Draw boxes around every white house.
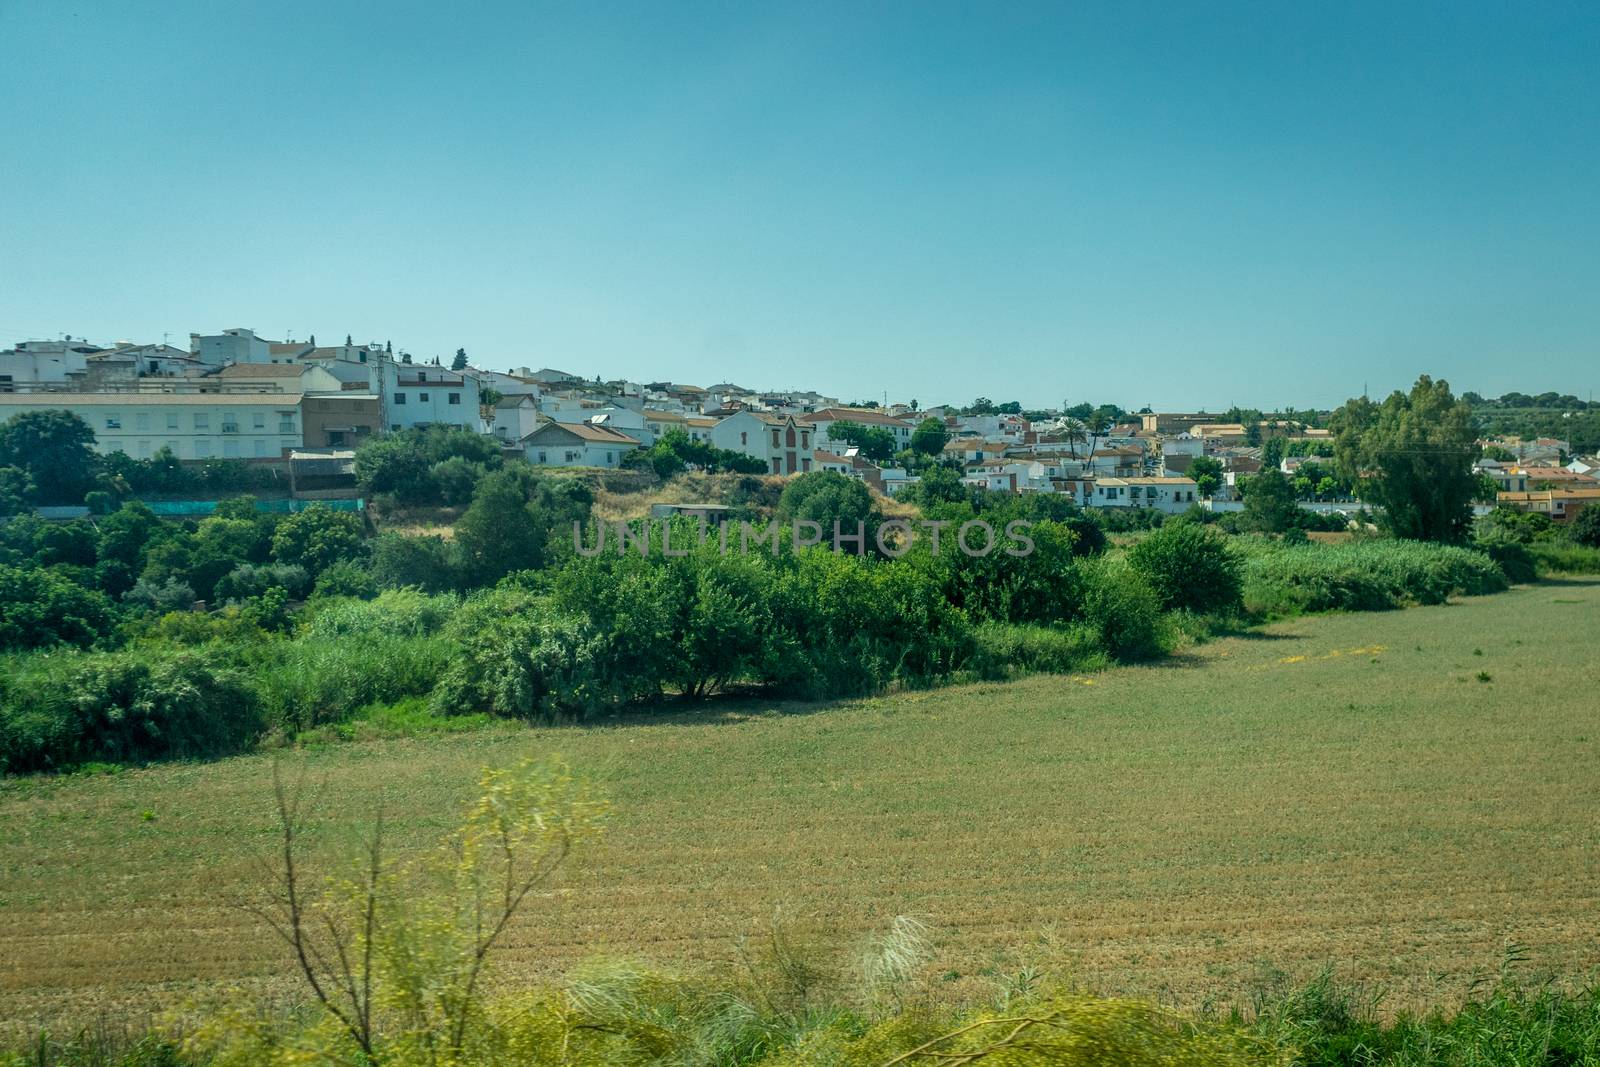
[0,393,302,460]
[521,420,639,467]
[489,395,542,443]
[1085,476,1200,513]
[0,338,102,387]
[710,410,816,475]
[190,327,272,367]
[806,407,915,453]
[382,362,481,431]
[209,362,344,394]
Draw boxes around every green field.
[4,579,1599,1031]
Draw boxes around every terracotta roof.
[808,407,911,428]
[529,421,639,444]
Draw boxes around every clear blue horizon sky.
[2,1,1596,410]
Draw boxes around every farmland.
[3,578,1599,1033]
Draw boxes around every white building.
[1085,476,1200,513]
[190,327,272,366]
[210,363,344,394]
[488,395,542,443]
[521,420,639,467]
[0,393,302,460]
[0,339,103,387]
[382,362,481,431]
[806,407,915,453]
[710,410,816,475]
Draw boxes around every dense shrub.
[1241,540,1508,615]
[431,589,613,719]
[1528,541,1600,575]
[270,504,366,577]
[1075,557,1166,661]
[213,562,312,603]
[1475,537,1537,583]
[302,589,459,639]
[0,648,263,772]
[1127,520,1243,614]
[0,564,116,651]
[370,531,460,592]
[251,634,452,733]
[970,621,1108,679]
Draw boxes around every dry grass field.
[3,579,1598,1031]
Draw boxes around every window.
[193,412,209,430]
[801,431,810,447]
[418,372,427,382]
[607,452,615,464]
[278,414,295,433]
[770,428,780,447]
[418,392,429,403]
[194,439,211,458]
[770,458,781,474]
[253,412,265,430]
[786,426,795,447]
[135,413,150,431]
[105,414,122,429]
[138,440,152,457]
[254,439,267,457]
[448,392,460,405]
[222,415,239,433]
[538,451,548,463]
[224,439,240,458]
[166,413,179,431]
[393,393,406,405]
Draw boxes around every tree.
[827,420,896,464]
[1330,375,1478,542]
[451,347,468,371]
[1261,436,1287,469]
[1241,468,1299,533]
[1127,520,1242,614]
[1189,456,1223,498]
[777,470,879,546]
[454,467,592,585]
[1569,504,1600,548]
[910,417,949,456]
[0,410,98,505]
[0,563,115,650]
[0,466,34,515]
[271,504,366,577]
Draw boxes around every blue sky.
[2,1,1595,410]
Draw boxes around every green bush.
[1241,540,1508,615]
[1475,537,1537,583]
[1075,557,1166,661]
[0,564,116,651]
[430,589,612,719]
[971,622,1108,679]
[1528,541,1600,575]
[250,633,452,733]
[302,588,459,639]
[1127,519,1243,614]
[0,648,264,773]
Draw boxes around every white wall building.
[382,362,481,431]
[521,421,639,467]
[0,394,302,460]
[710,410,816,474]
[0,339,102,387]
[1085,476,1200,513]
[190,327,272,367]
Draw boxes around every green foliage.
[311,559,378,600]
[0,647,263,773]
[355,426,505,505]
[0,564,116,650]
[1330,375,1478,542]
[454,467,593,585]
[1189,455,1223,498]
[825,420,897,463]
[1568,504,1600,548]
[1527,541,1600,575]
[301,589,459,639]
[1075,557,1166,661]
[1241,469,1300,534]
[0,409,98,504]
[1240,540,1508,615]
[370,531,459,592]
[1128,520,1243,614]
[970,621,1109,679]
[909,416,949,456]
[629,428,768,477]
[777,471,879,543]
[251,634,452,734]
[270,504,366,577]
[214,562,312,602]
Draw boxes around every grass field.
[3,579,1599,1032]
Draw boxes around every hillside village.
[3,328,1598,524]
